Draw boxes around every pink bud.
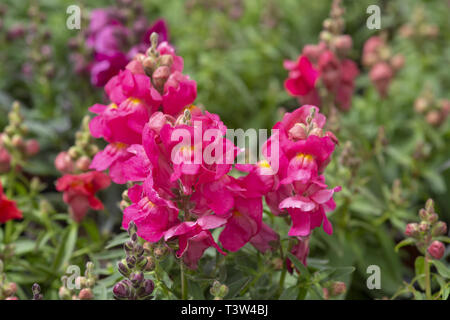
[54,151,74,174]
[76,156,91,172]
[79,288,94,300]
[5,296,18,300]
[405,223,419,237]
[25,139,40,156]
[427,241,445,260]
[426,110,442,127]
[390,54,405,72]
[370,62,393,97]
[334,35,353,55]
[331,281,346,296]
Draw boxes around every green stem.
[180,261,188,300]
[424,255,432,300]
[276,243,287,299]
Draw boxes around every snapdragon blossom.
[88,33,340,269]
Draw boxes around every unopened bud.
[25,139,40,156]
[58,286,71,300]
[152,66,171,91]
[427,241,445,260]
[405,223,419,237]
[331,282,346,296]
[79,288,94,300]
[76,156,91,172]
[143,56,157,76]
[159,54,173,68]
[432,221,447,237]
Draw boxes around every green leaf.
[226,277,251,299]
[279,286,298,300]
[52,223,78,272]
[327,266,356,280]
[105,232,129,249]
[394,238,416,252]
[287,252,310,277]
[431,260,450,279]
[415,256,425,290]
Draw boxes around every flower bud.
[55,151,74,174]
[426,110,442,126]
[118,260,130,277]
[334,35,352,55]
[159,54,174,68]
[76,156,91,172]
[432,221,447,237]
[58,286,71,300]
[144,256,155,271]
[414,97,428,113]
[419,221,429,233]
[427,241,445,260]
[425,199,435,212]
[4,282,17,296]
[78,288,94,300]
[25,139,40,156]
[331,281,346,296]
[390,54,404,72]
[405,223,419,237]
[152,66,171,91]
[113,281,130,299]
[143,56,158,76]
[11,134,24,149]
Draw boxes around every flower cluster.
[362,35,404,98]
[0,102,40,174]
[414,90,450,127]
[0,260,18,300]
[260,105,340,268]
[70,0,169,87]
[404,199,447,260]
[113,222,155,300]
[398,6,439,41]
[4,3,55,79]
[59,262,96,300]
[55,116,111,223]
[284,0,359,111]
[88,30,340,269]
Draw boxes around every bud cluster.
[209,280,229,300]
[113,222,155,300]
[32,283,43,300]
[398,6,439,41]
[404,199,447,260]
[55,116,99,175]
[0,101,40,174]
[5,3,55,79]
[285,0,359,112]
[414,89,450,127]
[322,281,346,300]
[59,262,96,300]
[0,260,18,300]
[362,33,404,98]
[69,0,168,87]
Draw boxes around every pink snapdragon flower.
[55,171,111,222]
[284,56,318,97]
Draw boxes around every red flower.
[0,182,23,223]
[56,171,111,222]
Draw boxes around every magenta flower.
[284,56,319,97]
